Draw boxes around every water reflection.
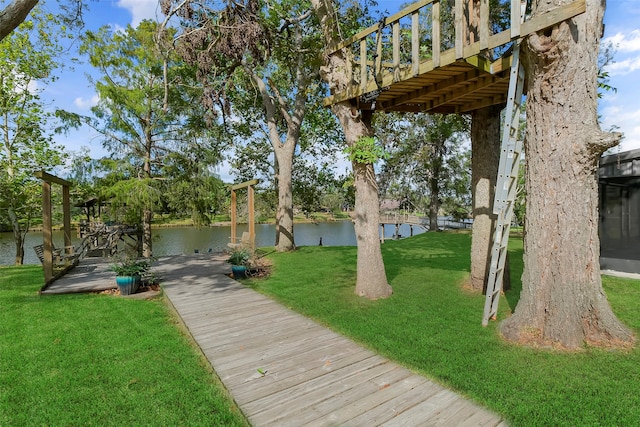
[0,221,424,265]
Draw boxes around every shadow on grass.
[504,245,524,313]
[381,232,472,283]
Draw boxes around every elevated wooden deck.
[324,0,585,113]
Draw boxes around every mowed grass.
[248,232,640,427]
[0,266,247,426]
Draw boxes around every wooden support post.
[248,184,255,249]
[455,0,464,59]
[375,26,383,85]
[411,11,420,76]
[229,179,259,248]
[511,0,521,38]
[230,189,237,245]
[34,171,74,285]
[480,0,489,50]
[392,20,400,82]
[432,1,441,67]
[42,180,53,284]
[468,0,475,43]
[62,184,72,259]
[360,39,367,91]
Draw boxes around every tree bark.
[0,0,38,42]
[500,0,634,349]
[274,142,296,251]
[470,104,502,292]
[310,0,391,299]
[142,136,153,258]
[247,67,302,252]
[142,208,153,258]
[350,112,392,299]
[8,207,24,265]
[428,171,440,231]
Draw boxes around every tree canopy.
[0,7,70,264]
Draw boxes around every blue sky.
[40,0,640,170]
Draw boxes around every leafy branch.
[344,136,388,165]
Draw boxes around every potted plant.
[110,257,151,295]
[226,248,250,279]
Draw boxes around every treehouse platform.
[324,0,585,113]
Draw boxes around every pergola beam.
[229,179,260,248]
[35,170,73,285]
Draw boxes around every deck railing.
[325,0,586,106]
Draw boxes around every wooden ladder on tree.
[482,2,527,327]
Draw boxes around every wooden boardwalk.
[157,255,507,426]
[40,257,115,294]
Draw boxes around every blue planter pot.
[231,265,247,279]
[115,275,140,295]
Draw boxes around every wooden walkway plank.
[341,380,446,426]
[230,347,377,404]
[178,309,294,333]
[157,255,508,426]
[213,333,353,384]
[378,389,469,426]
[206,326,337,370]
[299,366,414,426]
[242,355,389,413]
[257,365,413,426]
[303,375,429,427]
[249,360,399,426]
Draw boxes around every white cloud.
[13,78,38,94]
[601,105,640,151]
[111,23,127,34]
[605,56,640,76]
[74,95,100,110]
[117,0,159,27]
[603,30,640,53]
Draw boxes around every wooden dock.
[157,255,507,426]
[40,257,115,294]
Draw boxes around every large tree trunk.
[142,147,153,258]
[350,112,391,299]
[311,0,391,299]
[8,207,24,265]
[274,142,295,251]
[0,0,38,42]
[142,208,152,258]
[500,0,634,349]
[428,173,439,231]
[249,67,301,253]
[470,104,502,292]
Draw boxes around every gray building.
[599,148,640,274]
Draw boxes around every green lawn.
[248,232,640,427]
[0,266,247,426]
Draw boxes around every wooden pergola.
[229,179,259,249]
[35,171,74,284]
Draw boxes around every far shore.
[15,213,352,233]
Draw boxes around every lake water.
[0,221,425,266]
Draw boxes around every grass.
[247,232,640,427]
[0,266,248,426]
